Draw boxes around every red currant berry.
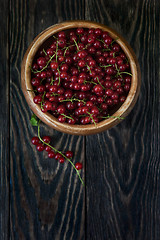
[75,162,83,170]
[59,157,65,163]
[37,85,46,93]
[58,31,66,38]
[42,136,51,144]
[55,152,62,160]
[37,57,46,67]
[58,38,66,48]
[33,95,42,104]
[44,101,52,111]
[45,145,52,152]
[31,78,40,87]
[57,104,66,114]
[31,136,40,145]
[65,151,73,158]
[58,115,66,123]
[36,143,45,152]
[50,61,58,70]
[48,151,56,158]
[76,28,84,35]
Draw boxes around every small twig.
[30,53,55,73]
[60,98,86,104]
[96,77,105,90]
[87,112,97,127]
[61,114,74,120]
[37,121,84,186]
[73,39,79,51]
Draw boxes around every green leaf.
[30,114,38,126]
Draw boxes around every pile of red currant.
[31,27,132,125]
[31,135,82,170]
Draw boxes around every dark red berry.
[65,151,73,158]
[50,61,58,69]
[45,145,52,152]
[42,136,51,144]
[36,143,45,152]
[75,162,83,170]
[31,27,131,126]
[33,95,42,104]
[31,78,40,87]
[58,115,66,123]
[37,57,46,67]
[48,151,56,158]
[59,157,65,163]
[31,136,40,145]
[55,152,62,160]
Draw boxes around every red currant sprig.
[30,114,84,186]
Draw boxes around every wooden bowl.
[21,20,141,135]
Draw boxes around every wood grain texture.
[0,1,10,239]
[10,0,85,239]
[85,0,160,240]
[1,0,159,239]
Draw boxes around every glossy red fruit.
[31,136,40,145]
[33,95,42,104]
[44,101,52,111]
[58,31,66,38]
[42,136,51,144]
[37,57,46,67]
[75,162,83,170]
[58,115,66,123]
[50,61,58,69]
[65,151,73,158]
[45,145,52,152]
[36,143,45,152]
[93,84,103,94]
[55,152,62,160]
[48,151,56,158]
[31,77,40,87]
[31,27,131,126]
[59,157,65,163]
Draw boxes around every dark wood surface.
[0,0,160,239]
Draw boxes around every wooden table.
[1,0,160,239]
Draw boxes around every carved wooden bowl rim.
[21,20,141,135]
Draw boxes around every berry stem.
[86,65,92,74]
[37,121,84,186]
[50,76,56,85]
[96,77,105,90]
[55,41,58,62]
[52,35,58,39]
[110,37,119,46]
[57,68,61,85]
[119,72,132,76]
[73,39,79,51]
[60,98,86,104]
[87,112,97,126]
[98,115,125,120]
[50,92,60,97]
[61,114,74,120]
[30,53,55,73]
[100,64,112,69]
[43,48,47,56]
[115,63,132,77]
[84,80,96,85]
[40,78,46,84]
[40,91,46,110]
[63,45,75,56]
[97,39,111,50]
